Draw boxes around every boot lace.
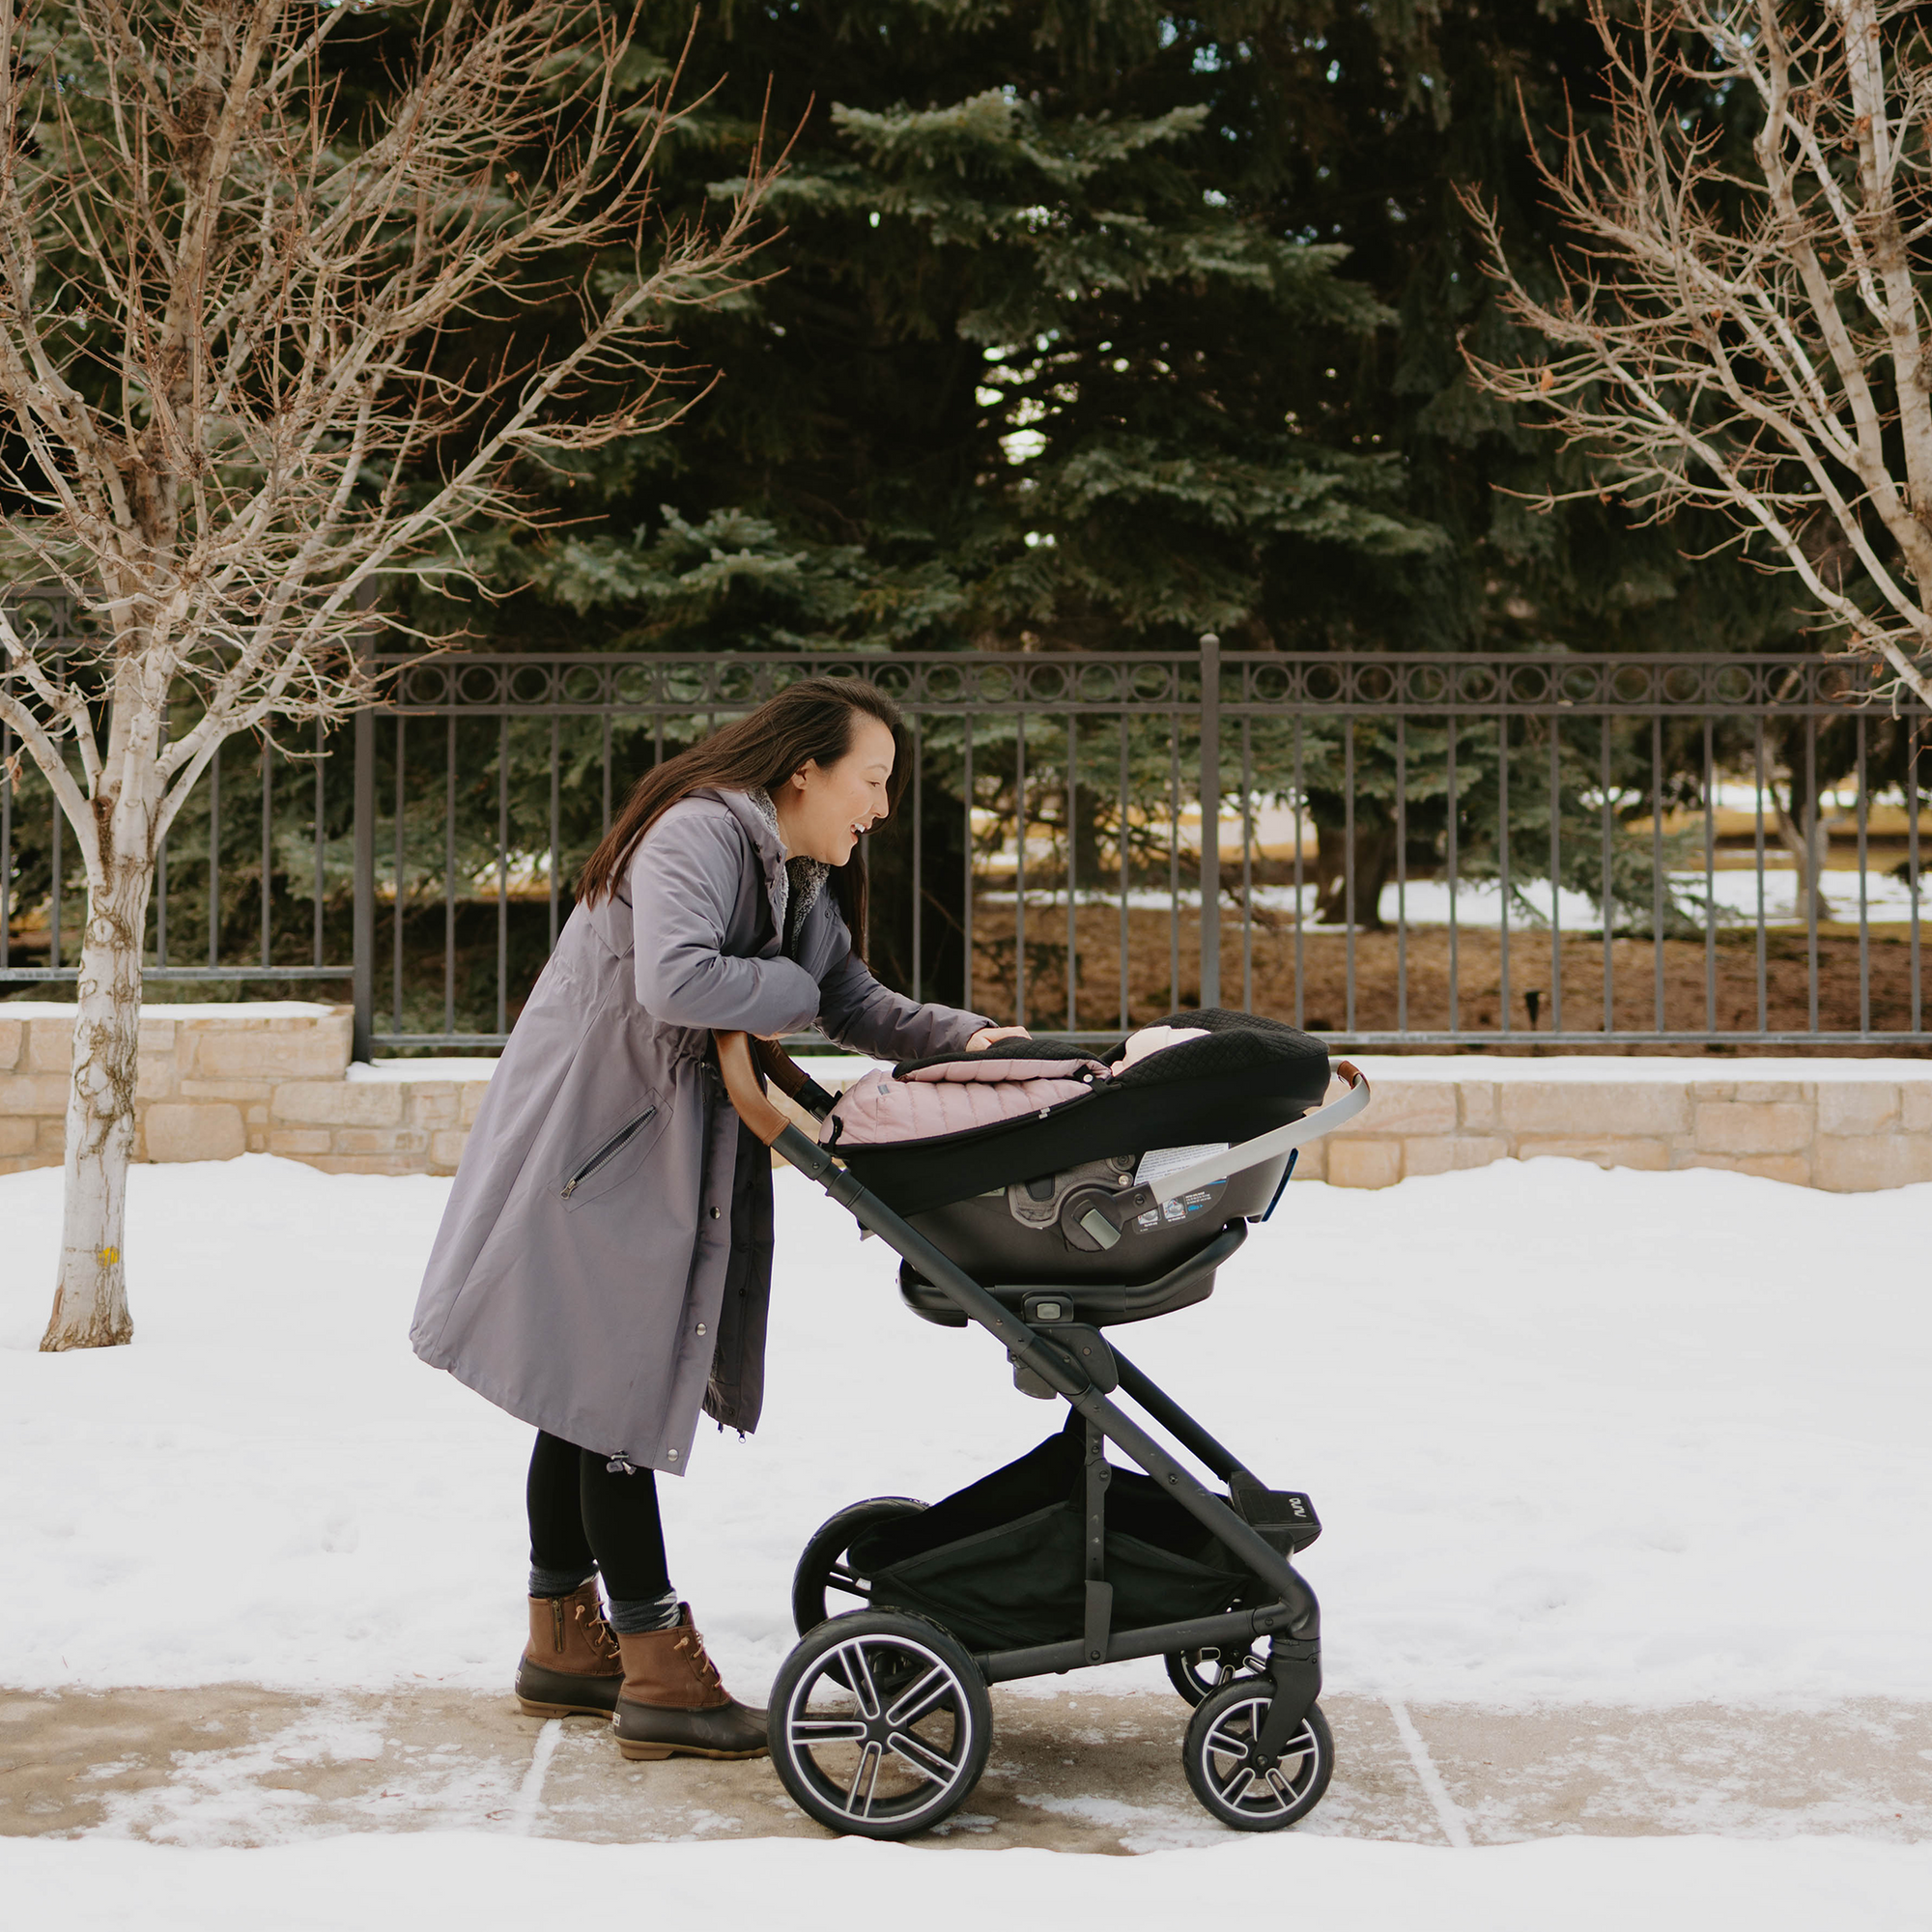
[576,1599,621,1664]
[672,1628,724,1694]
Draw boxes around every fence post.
[1198,632,1221,1011]
[350,618,376,1064]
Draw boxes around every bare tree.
[1462,0,1932,729]
[0,0,778,1350]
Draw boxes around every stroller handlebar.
[1142,1059,1372,1205]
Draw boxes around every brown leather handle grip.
[752,1035,813,1101]
[715,1032,793,1147]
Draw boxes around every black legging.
[526,1431,671,1603]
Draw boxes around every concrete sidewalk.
[5,1686,1927,1852]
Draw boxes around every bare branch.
[1463,0,1932,709]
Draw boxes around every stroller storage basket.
[847,1427,1255,1653]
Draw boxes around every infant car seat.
[819,1010,1331,1325]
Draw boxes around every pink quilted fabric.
[822,1054,1107,1148]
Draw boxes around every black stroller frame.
[717,1031,1373,1840]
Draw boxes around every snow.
[2,1831,1928,1932]
[984,869,1924,929]
[2,1154,1928,1712]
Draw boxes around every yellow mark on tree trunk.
[99,1248,119,1266]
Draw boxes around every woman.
[410,678,1023,1764]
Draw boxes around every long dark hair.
[576,676,910,954]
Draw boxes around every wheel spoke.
[886,1665,952,1729]
[886,1727,957,1786]
[1205,1712,1258,1759]
[838,1640,883,1719]
[844,1739,882,1816]
[790,1718,867,1745]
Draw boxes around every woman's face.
[776,714,896,866]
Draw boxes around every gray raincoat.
[409,787,986,1473]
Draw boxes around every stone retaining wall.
[0,1003,482,1177]
[3,1003,1929,1189]
[1292,1060,1932,1192]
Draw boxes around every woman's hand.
[967,1025,1032,1051]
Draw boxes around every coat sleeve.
[631,810,821,1034]
[813,902,990,1062]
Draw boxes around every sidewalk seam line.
[1385,1699,1472,1848]
[509,1719,563,1836]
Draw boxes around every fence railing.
[4,641,1927,1054]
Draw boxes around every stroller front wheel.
[769,1610,993,1841]
[1182,1683,1333,1832]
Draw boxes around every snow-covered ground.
[5,1153,1929,1922]
[3,1155,1927,1708]
[4,1830,1929,1932]
[985,868,1923,928]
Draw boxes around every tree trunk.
[41,853,150,1351]
[1313,822,1397,930]
[1774,791,1833,925]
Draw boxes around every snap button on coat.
[409,787,987,1477]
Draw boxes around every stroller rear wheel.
[769,1610,993,1840]
[1182,1682,1333,1832]
[1165,1643,1267,1707]
[791,1497,928,1636]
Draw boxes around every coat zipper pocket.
[560,1105,658,1198]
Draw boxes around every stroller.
[717,1011,1371,1841]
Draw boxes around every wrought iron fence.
[3,639,1926,1053]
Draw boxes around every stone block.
[28,1017,74,1073]
[331,1126,429,1155]
[270,1081,403,1126]
[1499,1082,1690,1137]
[143,1101,246,1163]
[306,1153,428,1175]
[246,1104,268,1124]
[1683,1152,1811,1186]
[1815,1085,1899,1137]
[1360,1081,1458,1136]
[178,1079,274,1104]
[1693,1101,1813,1156]
[1688,1082,1736,1102]
[1732,1081,1804,1105]
[37,1118,65,1153]
[1813,1135,1932,1191]
[0,1072,71,1115]
[137,1017,177,1057]
[406,1092,460,1127]
[0,1117,36,1155]
[1902,1087,1932,1134]
[268,1129,333,1155]
[1458,1084,1500,1132]
[1291,1140,1326,1182]
[135,1058,177,1101]
[0,1018,20,1070]
[459,1082,491,1126]
[1326,1138,1405,1189]
[430,1129,469,1170]
[1515,1135,1671,1171]
[180,1018,352,1081]
[1401,1134,1510,1177]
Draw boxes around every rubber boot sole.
[515,1658,622,1720]
[616,1737,770,1763]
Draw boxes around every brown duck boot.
[611,1605,768,1762]
[515,1579,624,1718]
